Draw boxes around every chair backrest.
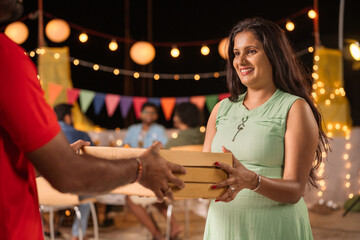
[36,177,81,207]
[169,144,203,152]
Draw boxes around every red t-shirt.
[0,34,60,239]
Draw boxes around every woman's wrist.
[250,171,261,191]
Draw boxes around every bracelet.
[252,172,261,192]
[134,158,143,182]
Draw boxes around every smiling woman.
[202,17,329,240]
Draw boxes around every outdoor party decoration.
[45,18,71,43]
[4,21,29,44]
[218,38,229,60]
[161,97,176,120]
[130,41,156,65]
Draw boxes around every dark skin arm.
[27,131,186,201]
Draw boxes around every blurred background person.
[123,102,167,148]
[165,102,205,149]
[54,103,93,240]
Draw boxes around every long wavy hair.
[226,17,329,187]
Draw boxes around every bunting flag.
[79,89,95,113]
[48,82,64,106]
[105,94,121,117]
[206,94,219,112]
[161,97,176,120]
[120,96,133,118]
[67,88,80,104]
[219,92,231,101]
[148,97,161,106]
[133,97,148,119]
[176,97,189,105]
[190,95,206,110]
[93,93,106,115]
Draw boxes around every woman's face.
[232,31,274,90]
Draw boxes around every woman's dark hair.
[53,103,72,121]
[174,102,201,128]
[141,102,159,113]
[226,17,329,188]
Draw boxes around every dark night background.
[2,0,360,129]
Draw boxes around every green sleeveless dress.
[203,89,313,240]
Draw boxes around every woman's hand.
[211,146,258,203]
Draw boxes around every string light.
[109,40,118,51]
[29,51,35,57]
[308,46,314,53]
[172,132,178,139]
[54,53,60,59]
[201,45,210,56]
[73,59,80,65]
[93,64,99,70]
[113,69,120,75]
[170,47,180,58]
[308,10,317,19]
[79,33,88,43]
[133,72,140,78]
[200,126,206,133]
[194,74,200,81]
[286,21,295,31]
[154,74,160,80]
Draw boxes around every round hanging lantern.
[4,21,29,44]
[218,38,229,59]
[130,41,156,65]
[45,19,71,43]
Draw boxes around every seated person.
[165,102,205,149]
[123,102,168,148]
[54,103,94,240]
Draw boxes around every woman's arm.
[203,102,221,152]
[213,99,319,204]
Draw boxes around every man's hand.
[138,141,186,202]
[70,140,91,153]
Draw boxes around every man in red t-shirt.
[0,1,186,239]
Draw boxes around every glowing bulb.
[93,64,99,71]
[317,81,324,87]
[29,51,35,57]
[200,126,206,132]
[349,193,354,199]
[194,74,200,81]
[343,126,348,131]
[113,69,120,75]
[345,182,351,188]
[109,40,118,51]
[172,132,178,138]
[327,123,333,130]
[54,53,60,59]
[154,74,160,80]
[214,72,220,78]
[345,174,351,179]
[174,74,180,80]
[308,10,317,19]
[343,154,349,160]
[79,33,88,43]
[170,47,180,58]
[116,139,123,146]
[319,88,325,94]
[322,152,327,158]
[312,84,318,90]
[335,123,341,129]
[317,191,323,197]
[314,55,320,61]
[319,180,325,186]
[312,73,319,80]
[345,162,351,169]
[325,99,331,105]
[330,93,335,99]
[286,21,295,31]
[65,210,71,216]
[308,46,314,53]
[201,45,210,56]
[327,132,333,138]
[313,65,318,71]
[133,72,140,78]
[346,143,351,149]
[73,59,80,65]
[349,42,360,61]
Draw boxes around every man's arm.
[27,131,186,201]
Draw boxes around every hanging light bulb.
[79,33,88,43]
[308,10,317,19]
[170,46,180,58]
[349,42,360,61]
[201,45,210,56]
[286,21,295,31]
[109,40,118,51]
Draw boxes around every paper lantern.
[130,41,156,65]
[4,21,29,44]
[218,38,229,59]
[45,19,71,43]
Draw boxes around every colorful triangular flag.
[120,96,133,118]
[66,88,80,104]
[176,97,189,105]
[93,93,106,115]
[190,95,206,110]
[79,90,95,113]
[161,97,176,121]
[48,82,63,106]
[148,97,161,106]
[133,97,148,119]
[105,94,121,117]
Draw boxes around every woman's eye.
[234,52,240,56]
[248,49,257,55]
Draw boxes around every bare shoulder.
[287,99,318,133]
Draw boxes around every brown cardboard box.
[82,146,232,199]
